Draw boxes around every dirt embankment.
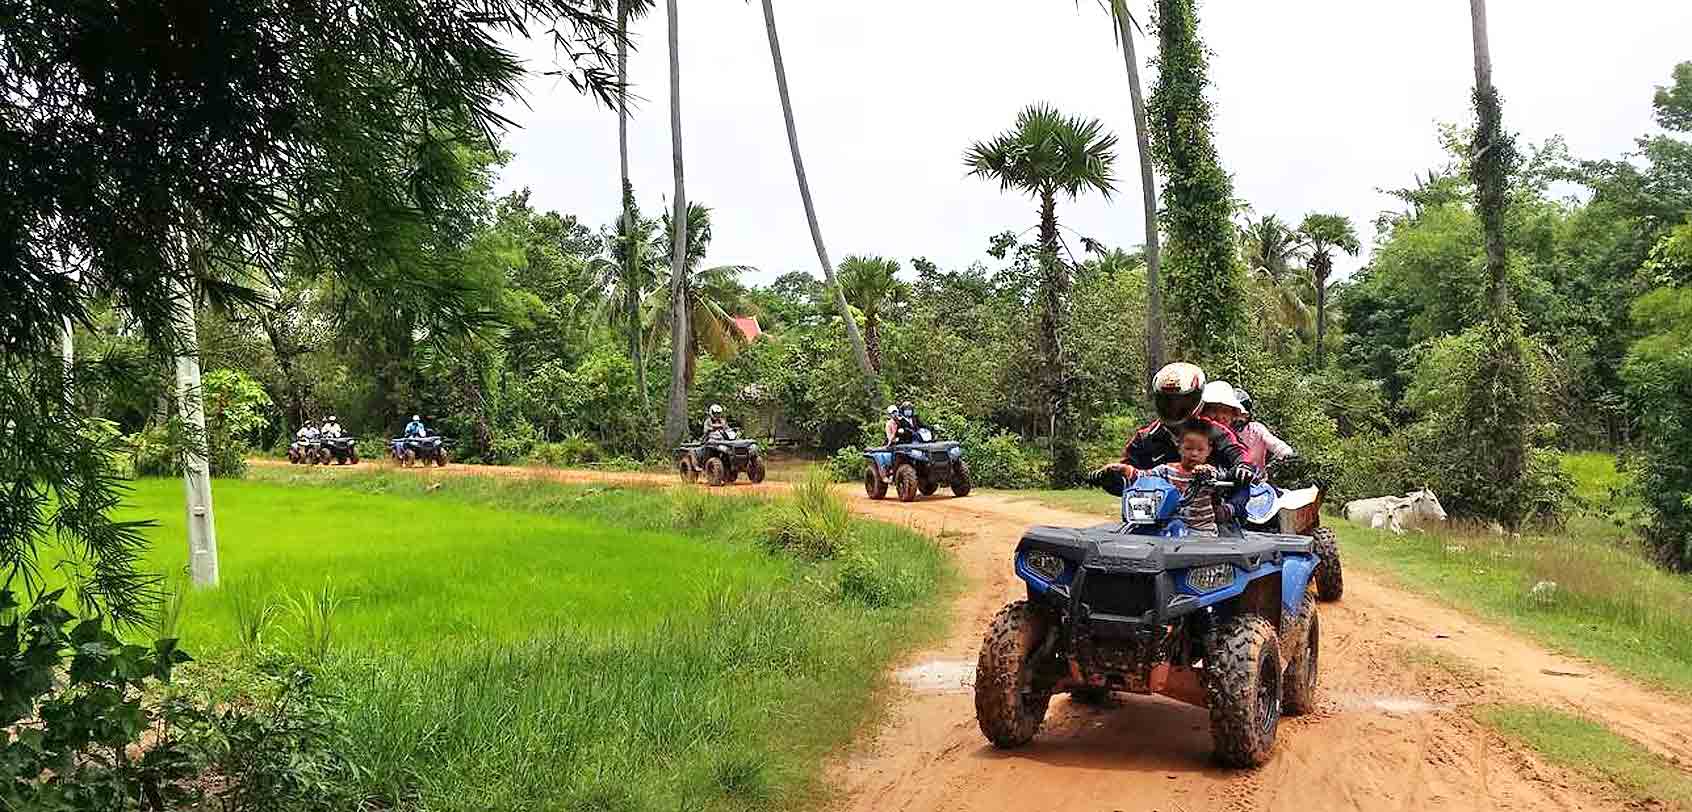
[266,460,1692,811]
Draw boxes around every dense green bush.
[967,433,1050,489]
[527,434,602,468]
[1621,286,1692,567]
[836,546,922,609]
[762,471,854,558]
[826,445,866,483]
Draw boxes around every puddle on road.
[896,659,975,694]
[1333,694,1448,715]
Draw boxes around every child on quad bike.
[1109,363,1254,483]
[1104,425,1229,534]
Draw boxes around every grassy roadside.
[1476,704,1692,809]
[125,469,956,811]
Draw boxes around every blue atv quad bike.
[322,435,359,465]
[863,427,972,502]
[973,470,1320,768]
[392,435,449,467]
[675,429,766,486]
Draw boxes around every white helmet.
[1150,362,1207,426]
[709,404,724,416]
[411,414,421,421]
[1201,381,1244,412]
[886,404,898,417]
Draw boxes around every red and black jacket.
[1121,417,1253,482]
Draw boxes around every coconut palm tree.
[613,0,658,410]
[756,0,881,415]
[1295,212,1360,367]
[966,103,1118,485]
[1237,213,1313,344]
[645,202,755,389]
[661,0,690,445]
[836,255,906,371]
[1088,0,1165,382]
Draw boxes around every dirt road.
[274,460,1692,810]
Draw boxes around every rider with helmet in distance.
[1093,363,1256,516]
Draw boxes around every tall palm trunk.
[759,0,880,415]
[1036,190,1079,486]
[864,311,882,371]
[661,0,690,445]
[616,0,650,412]
[1111,1,1164,384]
[1470,0,1508,315]
[1312,256,1330,368]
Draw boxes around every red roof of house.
[732,316,763,341]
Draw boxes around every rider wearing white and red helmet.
[1103,362,1253,485]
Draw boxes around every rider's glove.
[1232,465,1256,485]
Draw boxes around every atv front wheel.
[1204,615,1283,768]
[350,450,359,465]
[864,465,887,500]
[1283,607,1321,716]
[894,464,920,502]
[435,450,449,468]
[951,461,974,498]
[705,457,726,487]
[678,459,698,483]
[975,601,1052,748]
[747,458,767,484]
[1312,528,1343,601]
[919,480,939,496]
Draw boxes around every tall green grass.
[118,470,952,811]
[1476,704,1692,808]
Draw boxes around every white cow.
[1345,488,1448,534]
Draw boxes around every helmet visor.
[1155,390,1202,425]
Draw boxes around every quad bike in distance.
[394,435,450,467]
[322,435,359,465]
[675,429,766,486]
[863,426,972,502]
[973,469,1320,768]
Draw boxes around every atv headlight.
[948,446,962,460]
[1124,492,1164,524]
[716,444,730,453]
[749,443,759,454]
[1023,550,1067,583]
[908,448,927,460]
[1185,563,1236,593]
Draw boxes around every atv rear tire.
[1283,608,1321,716]
[975,601,1052,748]
[747,458,767,484]
[1069,686,1112,706]
[864,465,887,500]
[919,480,939,496]
[1204,615,1283,768]
[705,457,726,487]
[1312,528,1343,602]
[895,464,920,502]
[951,461,973,497]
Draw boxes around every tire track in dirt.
[262,460,1692,810]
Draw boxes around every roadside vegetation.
[1476,704,1692,809]
[121,471,952,810]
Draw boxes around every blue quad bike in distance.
[974,470,1321,768]
[392,435,450,467]
[863,427,973,502]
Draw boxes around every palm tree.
[645,202,755,389]
[836,255,906,371]
[966,103,1118,485]
[1237,213,1313,344]
[1295,213,1360,367]
[613,0,657,410]
[756,0,881,416]
[1090,0,1165,382]
[661,0,690,445]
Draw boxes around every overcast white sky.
[493,1,1692,285]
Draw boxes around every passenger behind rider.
[1199,382,1292,479]
[885,400,924,446]
[321,415,343,439]
[1119,425,1225,534]
[1104,362,1253,483]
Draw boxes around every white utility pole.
[171,276,219,586]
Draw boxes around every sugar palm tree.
[836,255,906,371]
[756,0,881,415]
[1238,213,1313,342]
[612,0,657,410]
[645,202,755,389]
[1296,212,1360,367]
[966,103,1118,485]
[1087,0,1165,381]
[661,0,690,444]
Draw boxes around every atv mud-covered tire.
[951,461,973,497]
[678,459,698,483]
[350,449,360,465]
[863,464,888,499]
[402,450,416,468]
[435,450,449,468]
[1312,527,1343,602]
[747,458,767,484]
[1283,607,1321,716]
[975,601,1052,748]
[894,464,920,502]
[1204,615,1283,768]
[705,457,726,487]
[919,479,939,496]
